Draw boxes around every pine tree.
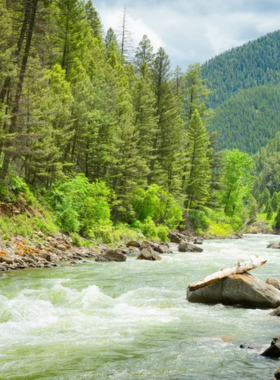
[266,200,273,220]
[183,63,214,128]
[248,196,258,223]
[135,35,154,70]
[272,192,280,212]
[184,109,211,209]
[261,188,270,209]
[56,0,90,75]
[149,47,184,194]
[0,0,40,180]
[274,204,280,230]
[132,60,157,174]
[85,1,103,40]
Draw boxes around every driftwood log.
[188,258,267,291]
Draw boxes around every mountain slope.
[209,85,280,154]
[202,30,280,108]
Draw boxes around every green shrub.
[133,184,182,229]
[45,174,112,236]
[188,209,210,231]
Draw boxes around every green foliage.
[248,196,258,223]
[220,149,253,217]
[266,201,273,220]
[184,109,211,209]
[133,184,182,229]
[274,207,280,230]
[133,218,169,242]
[46,174,111,236]
[187,209,210,231]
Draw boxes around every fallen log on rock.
[187,272,280,309]
[188,258,267,291]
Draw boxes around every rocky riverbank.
[0,229,210,272]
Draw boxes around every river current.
[1,234,280,380]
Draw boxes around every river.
[1,234,280,380]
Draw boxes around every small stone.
[57,244,67,252]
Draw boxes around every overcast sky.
[93,0,280,69]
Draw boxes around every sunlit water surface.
[1,235,280,379]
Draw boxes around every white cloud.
[95,0,280,68]
[98,8,165,53]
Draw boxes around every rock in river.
[262,335,280,358]
[187,273,280,309]
[96,249,126,262]
[266,277,280,290]
[179,241,203,253]
[267,242,280,249]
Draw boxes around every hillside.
[209,85,280,154]
[253,132,280,196]
[202,30,280,108]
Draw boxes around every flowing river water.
[1,234,280,380]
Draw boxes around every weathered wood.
[188,258,267,291]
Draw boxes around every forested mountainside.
[209,85,280,154]
[202,30,280,108]
[254,132,280,198]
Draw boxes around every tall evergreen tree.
[184,109,211,209]
[150,47,184,194]
[135,35,154,70]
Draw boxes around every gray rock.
[168,231,181,244]
[267,278,280,290]
[193,239,203,245]
[137,247,162,261]
[187,273,280,309]
[179,241,203,253]
[0,256,14,264]
[154,244,171,254]
[270,306,280,316]
[95,249,126,262]
[267,242,280,249]
[57,244,67,251]
[262,335,280,358]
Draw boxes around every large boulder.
[179,241,203,253]
[187,273,280,309]
[95,249,126,262]
[261,334,280,358]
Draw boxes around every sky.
[93,0,280,69]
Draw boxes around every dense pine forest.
[0,0,276,242]
[202,31,280,108]
[208,85,280,154]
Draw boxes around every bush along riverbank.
[0,174,250,272]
